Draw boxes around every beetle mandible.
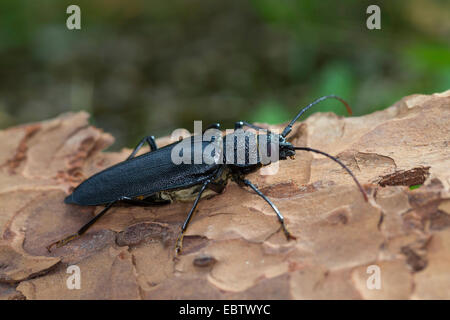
[48,95,368,254]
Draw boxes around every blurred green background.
[0,0,449,149]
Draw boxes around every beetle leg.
[234,121,244,130]
[47,201,116,252]
[239,178,296,241]
[235,121,274,135]
[127,135,158,160]
[175,179,212,256]
[203,123,221,133]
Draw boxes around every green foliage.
[252,100,291,125]
[0,0,448,148]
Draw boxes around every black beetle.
[48,95,368,254]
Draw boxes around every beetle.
[48,95,368,254]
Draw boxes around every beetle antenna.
[281,95,352,138]
[294,147,368,201]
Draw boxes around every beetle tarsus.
[175,232,184,256]
[238,177,297,241]
[47,201,117,253]
[46,233,80,252]
[281,224,297,241]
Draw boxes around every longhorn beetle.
[48,95,368,254]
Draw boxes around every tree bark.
[0,91,449,299]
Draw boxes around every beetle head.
[255,133,295,162]
[279,135,295,160]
